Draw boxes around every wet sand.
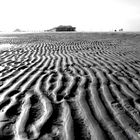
[0,32,140,140]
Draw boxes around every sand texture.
[0,32,140,140]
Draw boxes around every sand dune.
[0,32,140,140]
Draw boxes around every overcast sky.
[0,0,140,32]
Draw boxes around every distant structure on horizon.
[114,28,123,32]
[47,25,76,32]
[119,28,123,32]
[13,29,22,32]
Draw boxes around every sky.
[0,0,140,32]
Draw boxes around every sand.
[0,32,140,140]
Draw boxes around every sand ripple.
[0,32,140,140]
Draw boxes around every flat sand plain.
[0,32,140,140]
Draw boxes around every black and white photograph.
[0,0,140,140]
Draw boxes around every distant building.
[47,25,76,32]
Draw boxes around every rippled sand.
[0,32,140,140]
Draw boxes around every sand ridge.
[0,32,140,140]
